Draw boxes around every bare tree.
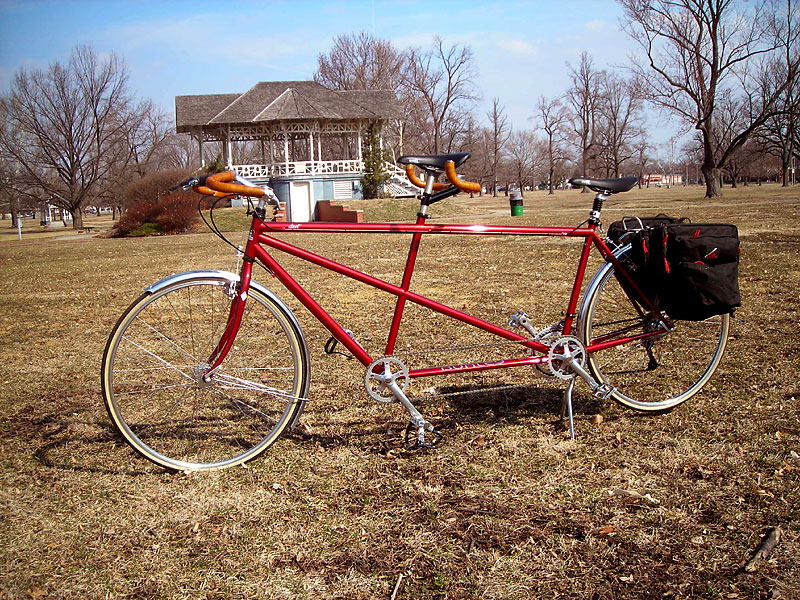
[715,89,748,186]
[162,133,200,171]
[596,72,644,177]
[487,98,509,196]
[315,31,403,91]
[96,100,179,219]
[0,45,135,228]
[566,52,602,182]
[620,0,800,197]
[400,37,480,154]
[126,100,177,178]
[536,96,569,194]
[757,87,799,185]
[631,136,653,188]
[506,129,539,196]
[757,1,800,185]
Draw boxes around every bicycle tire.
[101,273,310,471]
[579,247,730,412]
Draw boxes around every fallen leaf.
[26,586,46,599]
[598,525,619,536]
[592,414,604,425]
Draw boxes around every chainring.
[364,356,409,403]
[547,335,586,380]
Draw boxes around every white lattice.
[384,178,419,198]
[226,121,364,142]
[382,161,418,197]
[236,164,272,178]
[234,159,364,178]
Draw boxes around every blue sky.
[0,0,673,147]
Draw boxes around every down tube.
[251,243,374,366]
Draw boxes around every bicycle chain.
[382,333,550,402]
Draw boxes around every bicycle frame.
[204,211,662,382]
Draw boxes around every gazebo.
[175,81,412,221]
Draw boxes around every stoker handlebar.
[404,161,481,194]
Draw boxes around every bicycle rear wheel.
[579,249,730,412]
[101,273,309,470]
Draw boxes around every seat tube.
[385,214,427,355]
[562,228,596,336]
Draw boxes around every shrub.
[114,169,198,237]
[360,122,391,199]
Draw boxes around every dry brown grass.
[1,184,798,599]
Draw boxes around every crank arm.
[563,355,616,400]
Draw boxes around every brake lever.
[169,177,199,191]
[265,189,281,210]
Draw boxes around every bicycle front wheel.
[580,251,730,412]
[101,273,310,470]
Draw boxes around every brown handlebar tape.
[404,164,448,191]
[444,161,481,193]
[194,185,232,198]
[202,171,265,197]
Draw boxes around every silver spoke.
[121,335,195,382]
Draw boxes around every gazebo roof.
[175,81,403,133]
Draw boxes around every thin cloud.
[585,19,609,32]
[496,38,537,57]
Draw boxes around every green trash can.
[510,191,523,216]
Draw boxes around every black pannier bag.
[606,214,688,246]
[630,223,741,321]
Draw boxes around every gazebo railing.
[234,160,364,179]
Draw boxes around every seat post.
[417,171,438,219]
[589,191,611,226]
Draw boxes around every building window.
[333,180,351,200]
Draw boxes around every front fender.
[145,269,239,293]
[145,271,294,324]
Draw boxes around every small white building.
[175,81,413,221]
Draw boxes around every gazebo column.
[225,125,233,167]
[196,128,204,168]
[269,131,275,176]
[357,124,363,163]
[309,126,315,175]
[283,125,289,173]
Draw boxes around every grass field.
[1,184,798,599]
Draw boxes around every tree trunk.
[702,164,722,198]
[72,209,84,229]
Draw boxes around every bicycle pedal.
[404,422,444,450]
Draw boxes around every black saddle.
[569,176,639,194]
[397,153,470,170]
